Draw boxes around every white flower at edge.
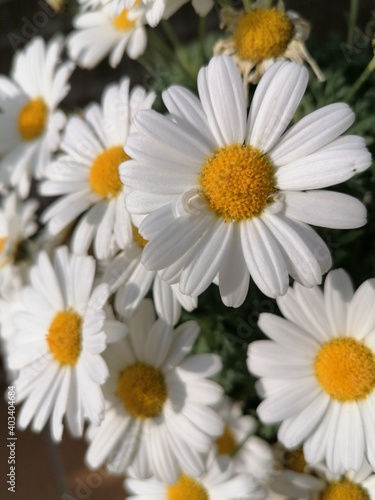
[40,78,155,261]
[248,269,375,475]
[120,55,371,306]
[0,36,74,198]
[8,246,127,442]
[85,299,224,483]
[67,1,148,69]
[125,451,266,499]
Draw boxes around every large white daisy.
[7,246,127,442]
[0,37,74,198]
[67,1,147,69]
[120,55,371,305]
[40,78,155,261]
[125,452,266,499]
[248,269,375,475]
[85,299,224,483]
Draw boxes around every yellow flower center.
[116,362,167,419]
[46,309,82,365]
[314,337,375,401]
[167,475,209,500]
[234,8,294,63]
[216,426,236,455]
[199,144,275,222]
[89,146,128,198]
[18,98,48,141]
[320,479,370,500]
[113,8,136,31]
[132,225,148,248]
[283,449,307,474]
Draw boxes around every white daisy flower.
[40,78,155,261]
[248,269,375,474]
[103,228,196,325]
[85,299,224,483]
[215,396,273,481]
[67,1,148,69]
[125,452,266,499]
[8,246,127,442]
[120,56,371,305]
[0,36,74,197]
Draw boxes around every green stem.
[344,54,375,102]
[347,0,360,46]
[242,0,252,11]
[146,28,176,62]
[160,20,196,79]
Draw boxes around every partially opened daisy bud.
[214,0,325,85]
[8,246,127,442]
[0,37,74,197]
[121,55,371,305]
[248,269,375,475]
[85,299,224,483]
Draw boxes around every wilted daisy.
[125,452,266,499]
[121,55,371,305]
[85,299,224,483]
[103,230,196,325]
[248,269,375,474]
[40,78,155,260]
[0,37,73,197]
[67,1,147,69]
[8,246,127,442]
[214,0,324,86]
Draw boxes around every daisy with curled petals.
[85,299,224,483]
[248,269,375,475]
[67,1,147,69]
[40,78,155,261]
[0,37,73,197]
[121,55,371,306]
[124,452,266,499]
[214,0,324,86]
[103,228,196,325]
[8,246,127,442]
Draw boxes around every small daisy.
[215,396,273,481]
[40,78,155,261]
[214,0,324,86]
[0,37,74,197]
[8,246,127,442]
[85,299,224,483]
[248,269,375,474]
[103,228,196,325]
[125,452,266,499]
[67,1,147,69]
[120,56,371,305]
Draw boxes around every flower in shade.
[120,55,371,306]
[124,452,266,499]
[40,78,155,261]
[214,0,324,86]
[248,269,375,474]
[85,299,224,483]
[67,1,147,69]
[8,246,127,442]
[0,37,73,197]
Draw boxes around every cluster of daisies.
[0,0,374,498]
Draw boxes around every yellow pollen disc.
[46,309,82,365]
[283,449,307,474]
[89,146,128,198]
[234,8,294,63]
[167,475,209,500]
[199,144,275,222]
[0,237,8,253]
[18,98,48,141]
[314,337,375,401]
[216,426,236,455]
[113,8,136,31]
[132,225,148,248]
[320,479,369,500]
[116,362,167,419]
